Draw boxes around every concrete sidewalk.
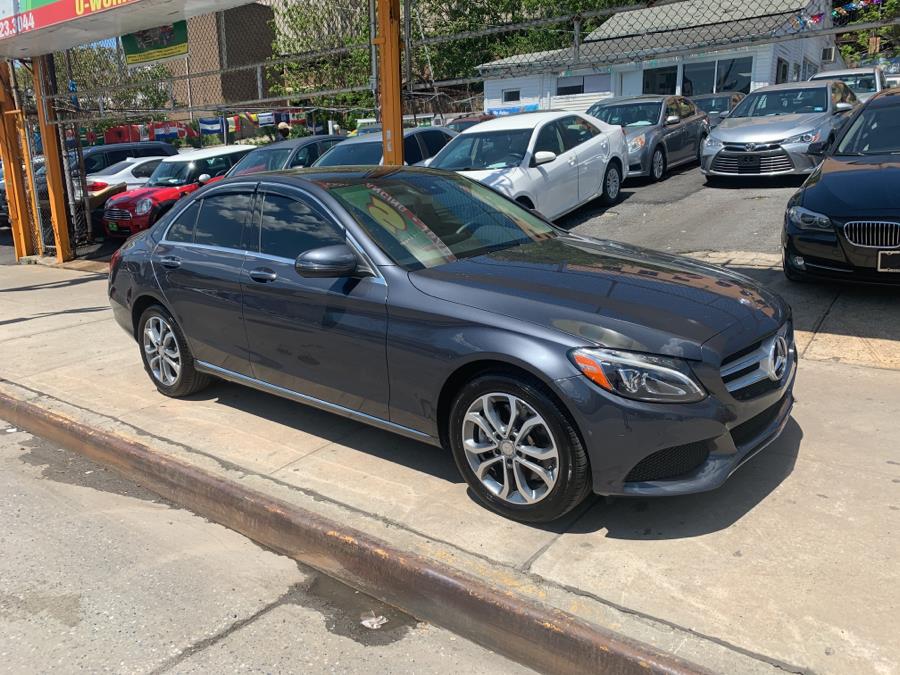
[1,263,899,674]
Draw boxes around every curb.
[0,391,709,675]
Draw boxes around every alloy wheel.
[652,149,665,180]
[143,315,181,386]
[462,393,559,505]
[605,166,621,201]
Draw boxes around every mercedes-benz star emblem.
[766,336,789,382]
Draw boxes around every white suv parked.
[428,111,628,220]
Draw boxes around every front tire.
[650,147,666,182]
[448,374,591,523]
[600,162,622,206]
[138,305,211,397]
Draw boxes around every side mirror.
[834,102,853,114]
[665,115,681,126]
[295,244,358,278]
[718,110,730,118]
[807,141,827,156]
[197,173,212,185]
[533,150,557,166]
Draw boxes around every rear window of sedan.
[315,141,384,166]
[229,147,293,176]
[320,172,556,270]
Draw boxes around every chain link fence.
[8,0,898,252]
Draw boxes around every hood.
[457,167,522,194]
[712,113,830,144]
[107,184,196,209]
[408,235,787,360]
[801,155,900,218]
[623,125,657,140]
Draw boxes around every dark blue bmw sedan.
[109,167,796,522]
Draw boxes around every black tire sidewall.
[448,374,587,522]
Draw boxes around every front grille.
[720,323,793,399]
[730,398,784,448]
[104,208,133,221]
[625,442,710,482]
[711,150,794,174]
[843,221,900,248]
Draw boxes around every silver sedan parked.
[701,81,860,178]
[588,95,708,181]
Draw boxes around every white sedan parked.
[428,111,628,220]
[85,156,165,192]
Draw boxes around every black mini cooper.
[783,88,900,283]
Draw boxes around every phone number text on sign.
[0,12,36,37]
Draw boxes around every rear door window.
[166,201,201,243]
[258,192,345,258]
[193,192,253,249]
[403,135,424,165]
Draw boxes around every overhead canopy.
[0,0,253,58]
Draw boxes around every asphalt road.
[558,163,806,255]
[0,420,533,675]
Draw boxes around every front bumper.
[626,146,650,177]
[701,142,820,176]
[104,210,152,237]
[783,221,900,285]
[557,339,797,497]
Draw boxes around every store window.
[682,61,716,96]
[776,58,790,84]
[502,89,521,103]
[642,66,677,95]
[802,59,818,80]
[715,57,752,93]
[557,76,584,96]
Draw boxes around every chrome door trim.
[194,361,438,445]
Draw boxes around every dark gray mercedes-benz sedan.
[109,167,796,522]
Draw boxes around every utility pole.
[374,0,403,165]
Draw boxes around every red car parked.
[103,145,251,236]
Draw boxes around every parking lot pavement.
[1,258,899,674]
[0,420,532,674]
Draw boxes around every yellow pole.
[0,62,34,260]
[33,55,73,263]
[375,0,403,165]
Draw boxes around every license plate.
[738,155,760,168]
[108,222,118,231]
[877,251,900,272]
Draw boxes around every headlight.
[787,205,831,230]
[704,136,723,149]
[570,348,706,403]
[627,134,646,155]
[782,131,820,145]
[135,198,153,216]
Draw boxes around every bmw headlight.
[627,134,646,155]
[571,348,706,403]
[704,135,723,149]
[787,205,831,230]
[135,198,153,216]
[782,131,820,145]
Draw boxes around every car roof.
[161,145,250,162]
[752,81,831,93]
[864,88,900,106]
[214,166,454,189]
[593,95,668,105]
[811,67,880,77]
[245,135,343,151]
[689,91,743,99]
[461,112,577,132]
[336,126,455,144]
[83,141,172,155]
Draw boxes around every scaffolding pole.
[375,0,403,165]
[0,61,34,261]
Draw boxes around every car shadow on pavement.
[555,188,638,230]
[704,175,807,191]
[0,272,108,293]
[566,418,803,539]
[185,379,465,485]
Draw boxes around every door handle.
[159,256,181,269]
[249,267,277,283]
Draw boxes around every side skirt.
[195,360,441,447]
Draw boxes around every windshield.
[447,120,481,133]
[731,88,827,117]
[694,96,732,113]
[315,141,383,166]
[91,160,134,176]
[322,172,556,270]
[835,105,900,155]
[431,129,531,171]
[818,73,877,95]
[589,102,662,127]
[229,147,293,176]
[148,160,197,187]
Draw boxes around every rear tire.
[448,373,591,523]
[138,305,211,397]
[600,162,622,206]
